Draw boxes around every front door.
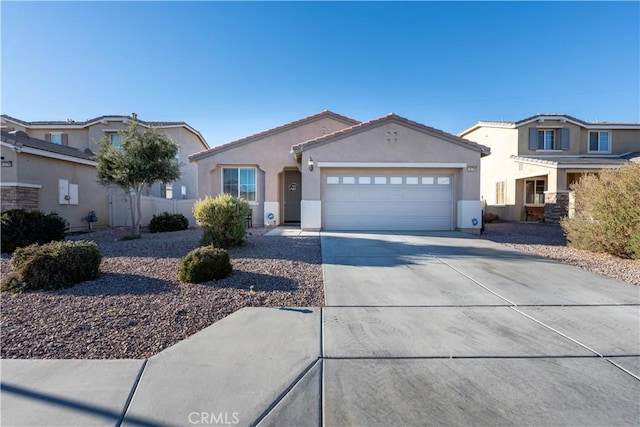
[284,170,302,223]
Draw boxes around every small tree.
[96,119,181,236]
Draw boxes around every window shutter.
[528,127,538,150]
[45,133,52,142]
[61,133,69,146]
[560,128,570,150]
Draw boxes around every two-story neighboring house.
[459,114,640,223]
[1,114,209,230]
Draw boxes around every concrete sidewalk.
[2,231,639,426]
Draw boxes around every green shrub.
[561,164,640,259]
[193,194,249,248]
[1,209,69,253]
[149,212,189,233]
[179,245,232,283]
[1,240,101,292]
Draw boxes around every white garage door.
[323,172,454,231]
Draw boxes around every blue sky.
[1,1,638,147]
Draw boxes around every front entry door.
[284,170,302,223]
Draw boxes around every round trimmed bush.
[1,240,101,292]
[179,246,232,283]
[149,212,189,233]
[193,194,249,248]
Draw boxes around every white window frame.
[496,181,506,205]
[222,167,257,202]
[524,179,546,206]
[537,129,557,151]
[587,130,611,153]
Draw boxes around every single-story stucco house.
[189,111,490,234]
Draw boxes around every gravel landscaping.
[0,227,323,359]
[2,222,637,360]
[480,222,640,286]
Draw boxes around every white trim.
[517,115,640,130]
[220,166,257,202]
[317,162,467,168]
[587,130,612,154]
[556,164,623,169]
[20,146,97,166]
[0,182,42,189]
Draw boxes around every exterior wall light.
[308,156,314,172]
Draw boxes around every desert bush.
[561,164,640,259]
[1,240,101,292]
[1,209,69,253]
[483,211,500,223]
[149,212,189,233]
[193,194,249,248]
[179,245,232,283]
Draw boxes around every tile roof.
[1,114,183,127]
[292,113,491,156]
[189,110,360,161]
[1,114,209,149]
[511,154,634,167]
[1,130,95,161]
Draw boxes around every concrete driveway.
[322,231,640,426]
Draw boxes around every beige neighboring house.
[459,114,640,223]
[190,111,490,233]
[1,114,209,230]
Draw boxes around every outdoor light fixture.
[308,156,314,172]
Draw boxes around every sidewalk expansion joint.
[605,358,640,382]
[509,307,603,357]
[434,257,517,306]
[321,355,604,360]
[250,358,321,427]
[116,359,148,427]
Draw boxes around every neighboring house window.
[537,130,556,150]
[175,148,180,165]
[109,133,121,148]
[46,132,68,146]
[529,127,570,151]
[588,131,610,152]
[496,181,506,205]
[223,167,256,202]
[165,184,173,199]
[181,185,187,199]
[525,179,546,205]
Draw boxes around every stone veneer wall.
[1,186,39,211]
[544,191,570,224]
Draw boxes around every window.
[537,130,556,150]
[390,177,403,185]
[374,177,387,185]
[223,168,256,202]
[406,177,419,185]
[437,177,450,185]
[422,177,435,185]
[175,148,180,164]
[50,133,62,145]
[358,176,371,184]
[496,181,506,205]
[165,184,173,199]
[525,179,545,205]
[327,176,339,184]
[589,131,610,152]
[342,176,355,184]
[109,133,121,148]
[181,185,187,199]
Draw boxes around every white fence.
[109,193,197,227]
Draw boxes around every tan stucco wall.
[1,145,19,182]
[12,153,109,230]
[302,122,482,201]
[194,117,354,225]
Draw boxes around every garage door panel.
[323,172,454,231]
